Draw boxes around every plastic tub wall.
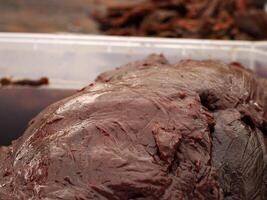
[0,33,266,89]
[1,33,267,145]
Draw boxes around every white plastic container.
[1,33,267,145]
[0,33,267,89]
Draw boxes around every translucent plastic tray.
[0,33,267,89]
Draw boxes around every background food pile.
[97,0,267,40]
[0,0,267,40]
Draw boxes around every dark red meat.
[96,0,267,40]
[0,55,266,199]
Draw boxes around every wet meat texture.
[96,0,267,40]
[0,55,266,199]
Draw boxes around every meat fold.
[0,54,266,199]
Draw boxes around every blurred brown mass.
[0,0,266,40]
[96,0,267,40]
[0,77,49,87]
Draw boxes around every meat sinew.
[0,55,266,199]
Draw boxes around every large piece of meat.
[0,55,266,199]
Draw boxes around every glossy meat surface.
[0,55,266,199]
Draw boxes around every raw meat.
[0,55,266,199]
